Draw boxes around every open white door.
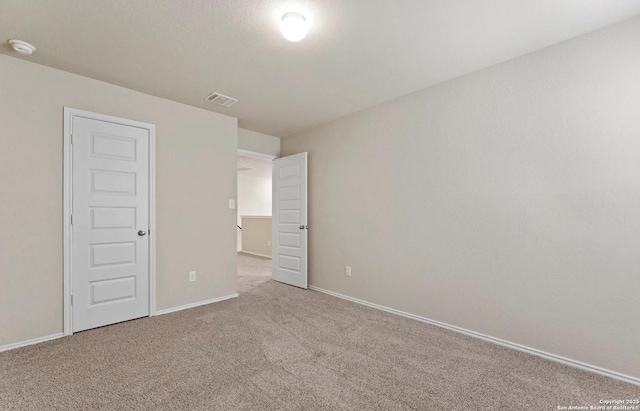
[272,152,308,289]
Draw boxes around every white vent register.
[203,92,238,107]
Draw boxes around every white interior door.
[72,116,150,332]
[272,152,308,288]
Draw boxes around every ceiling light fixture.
[8,39,36,55]
[280,12,308,42]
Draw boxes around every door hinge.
[71,295,73,306]
[70,214,73,225]
[70,133,73,145]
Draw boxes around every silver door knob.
[138,230,147,236]
[299,225,305,229]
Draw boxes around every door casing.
[63,107,157,335]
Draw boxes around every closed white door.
[72,116,150,332]
[272,153,308,289]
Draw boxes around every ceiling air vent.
[204,92,238,107]
[237,166,255,172]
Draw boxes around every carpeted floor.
[236,251,272,294]
[0,253,637,410]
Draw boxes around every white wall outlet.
[345,266,352,277]
[268,240,271,246]
[189,271,197,282]
[228,199,235,209]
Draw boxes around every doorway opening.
[237,153,273,294]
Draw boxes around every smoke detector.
[203,92,238,107]
[237,166,255,172]
[8,39,36,55]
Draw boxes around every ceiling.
[238,155,272,179]
[1,1,639,137]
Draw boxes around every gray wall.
[241,217,272,257]
[0,55,238,346]
[282,17,640,379]
[238,128,280,157]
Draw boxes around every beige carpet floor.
[1,253,637,410]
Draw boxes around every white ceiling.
[1,1,639,137]
[238,155,272,179]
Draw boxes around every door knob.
[138,230,147,236]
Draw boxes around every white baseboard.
[1,294,240,353]
[308,285,640,387]
[155,293,239,316]
[0,333,64,354]
[239,250,272,259]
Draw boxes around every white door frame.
[63,107,157,336]
[237,148,278,161]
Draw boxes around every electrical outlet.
[228,199,235,209]
[189,271,197,282]
[345,266,352,277]
[268,240,271,246]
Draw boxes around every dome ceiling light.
[280,12,308,42]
